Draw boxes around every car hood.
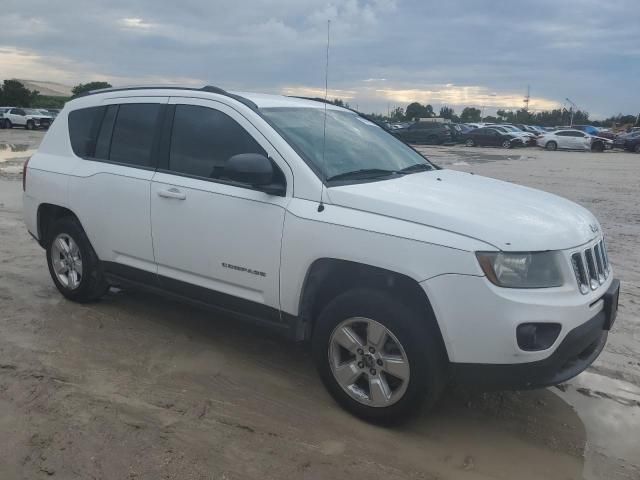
[328,169,599,251]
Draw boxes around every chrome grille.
[572,238,610,294]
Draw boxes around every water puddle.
[554,371,640,479]
[0,143,37,162]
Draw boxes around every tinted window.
[556,131,571,136]
[68,106,106,158]
[94,105,118,160]
[109,104,161,167]
[169,105,266,179]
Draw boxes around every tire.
[545,141,557,151]
[501,140,512,149]
[312,288,446,423]
[591,141,604,152]
[25,120,35,130]
[5,120,12,129]
[465,138,475,147]
[46,217,109,303]
[634,144,640,153]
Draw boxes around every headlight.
[476,251,564,288]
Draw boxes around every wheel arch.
[37,203,81,248]
[295,258,448,360]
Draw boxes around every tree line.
[362,101,639,128]
[0,80,112,109]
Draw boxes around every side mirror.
[223,153,285,195]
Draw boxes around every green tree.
[405,102,427,120]
[0,80,39,107]
[34,95,70,109]
[71,81,112,96]
[389,106,405,121]
[439,106,455,120]
[460,107,481,122]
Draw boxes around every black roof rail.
[71,85,258,110]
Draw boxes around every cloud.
[374,85,559,111]
[0,0,637,117]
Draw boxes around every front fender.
[279,198,487,316]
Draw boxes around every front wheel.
[634,144,640,153]
[502,140,512,149]
[545,141,558,151]
[312,289,446,422]
[5,120,12,129]
[465,138,475,147]
[46,217,109,303]
[25,120,35,130]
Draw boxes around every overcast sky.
[1,0,639,118]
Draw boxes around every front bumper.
[429,277,619,390]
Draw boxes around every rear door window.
[109,104,162,168]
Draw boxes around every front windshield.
[261,107,434,181]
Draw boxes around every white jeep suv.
[23,86,620,421]
[4,107,53,130]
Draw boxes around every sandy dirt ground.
[0,129,638,479]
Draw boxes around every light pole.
[566,97,578,127]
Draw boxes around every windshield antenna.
[318,19,330,213]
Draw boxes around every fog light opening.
[517,323,561,351]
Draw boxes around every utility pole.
[524,85,530,112]
[566,97,578,126]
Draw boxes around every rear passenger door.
[68,97,167,277]
[149,97,291,318]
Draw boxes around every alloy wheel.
[328,317,410,407]
[50,233,83,290]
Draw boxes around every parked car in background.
[443,123,464,143]
[35,108,59,120]
[3,107,53,130]
[489,125,536,145]
[536,130,612,152]
[515,125,547,135]
[613,131,640,152]
[392,121,452,144]
[0,107,9,128]
[462,127,524,148]
[572,125,615,140]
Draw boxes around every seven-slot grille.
[571,238,610,294]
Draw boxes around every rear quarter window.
[68,106,106,158]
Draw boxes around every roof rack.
[72,85,258,110]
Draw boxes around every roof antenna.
[318,19,331,213]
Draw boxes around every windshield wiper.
[397,163,433,173]
[326,168,398,182]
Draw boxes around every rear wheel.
[634,144,640,153]
[5,120,12,129]
[502,140,512,149]
[545,141,558,151]
[46,217,109,303]
[25,120,35,130]
[465,138,475,147]
[312,289,446,422]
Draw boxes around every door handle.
[157,188,186,200]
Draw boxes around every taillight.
[22,156,31,192]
